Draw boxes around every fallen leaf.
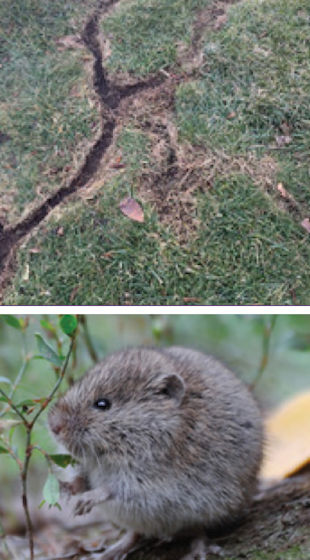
[119,198,144,223]
[183,297,201,303]
[57,226,64,236]
[301,218,310,233]
[226,111,236,119]
[29,247,41,254]
[276,182,289,199]
[261,391,310,481]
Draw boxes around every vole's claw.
[74,497,93,516]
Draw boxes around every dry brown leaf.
[301,218,310,233]
[29,247,41,254]
[57,226,64,236]
[119,197,144,223]
[261,391,310,481]
[276,182,289,199]
[226,111,236,120]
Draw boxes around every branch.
[0,388,27,424]
[21,335,76,560]
[29,336,75,429]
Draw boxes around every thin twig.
[29,337,75,429]
[20,336,75,559]
[21,430,34,559]
[0,388,27,423]
[250,316,277,389]
[0,360,30,418]
[79,316,98,363]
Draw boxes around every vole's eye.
[93,398,111,410]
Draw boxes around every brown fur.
[49,346,263,539]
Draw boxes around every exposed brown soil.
[192,0,241,48]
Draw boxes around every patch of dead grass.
[139,134,279,241]
[78,79,280,242]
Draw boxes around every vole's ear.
[157,373,185,405]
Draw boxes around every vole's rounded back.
[49,346,263,538]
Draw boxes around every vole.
[48,346,263,560]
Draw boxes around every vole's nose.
[51,420,62,435]
[49,412,64,436]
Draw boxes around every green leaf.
[0,445,9,454]
[35,334,64,367]
[43,473,60,506]
[49,453,75,468]
[40,319,56,334]
[2,315,22,330]
[59,315,78,336]
[0,376,12,385]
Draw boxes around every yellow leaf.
[261,391,310,481]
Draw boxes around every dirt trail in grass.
[0,0,166,273]
[2,0,309,304]
[0,0,241,277]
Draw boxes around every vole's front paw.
[74,497,94,516]
[181,538,224,560]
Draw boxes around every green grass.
[0,0,98,223]
[229,544,310,560]
[175,0,310,205]
[3,0,310,304]
[5,172,310,305]
[102,0,208,76]
[115,127,152,185]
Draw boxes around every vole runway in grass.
[49,346,263,560]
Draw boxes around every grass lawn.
[2,0,310,304]
[0,0,99,224]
